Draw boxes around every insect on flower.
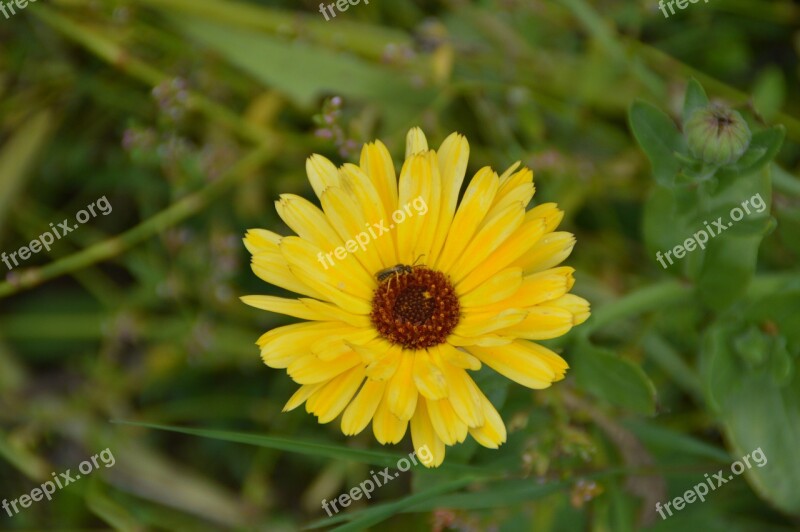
[375,255,425,285]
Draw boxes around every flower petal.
[359,140,398,221]
[435,167,499,273]
[306,154,340,199]
[467,341,561,389]
[413,351,448,400]
[372,393,408,444]
[426,397,468,445]
[410,400,445,467]
[306,366,365,423]
[513,232,576,273]
[386,352,418,420]
[406,126,429,158]
[288,351,362,384]
[468,392,507,449]
[495,307,575,340]
[458,268,523,308]
[540,294,591,326]
[428,132,469,265]
[342,379,386,436]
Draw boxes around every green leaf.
[629,100,684,187]
[682,78,709,124]
[571,338,657,415]
[86,481,142,532]
[170,15,435,127]
[697,232,765,310]
[701,293,800,515]
[113,421,494,475]
[752,67,786,122]
[0,110,55,237]
[306,477,479,531]
[624,421,731,463]
[721,125,785,178]
[694,165,773,309]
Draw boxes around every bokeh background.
[1,0,799,530]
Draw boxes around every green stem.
[30,5,277,146]
[0,146,274,300]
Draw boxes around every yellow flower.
[242,127,589,467]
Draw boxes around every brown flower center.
[370,266,461,350]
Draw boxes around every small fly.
[375,255,425,284]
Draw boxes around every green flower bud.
[684,105,751,165]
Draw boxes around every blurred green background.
[1,0,799,530]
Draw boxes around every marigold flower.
[242,127,589,467]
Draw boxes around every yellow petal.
[406,126,429,158]
[527,202,564,233]
[459,268,522,309]
[426,398,468,445]
[524,342,569,380]
[453,308,527,337]
[448,202,525,283]
[241,295,329,321]
[359,140,398,222]
[312,327,378,361]
[286,262,372,315]
[541,294,591,326]
[364,343,403,381]
[488,167,534,220]
[439,343,482,369]
[386,352,418,420]
[341,379,386,436]
[299,298,372,328]
[432,349,484,427]
[288,351,362,384]
[508,267,575,308]
[468,392,507,449]
[428,132,469,265]
[306,154,340,199]
[243,228,281,254]
[259,322,344,368]
[251,250,325,300]
[498,161,521,182]
[410,400,445,468]
[496,306,575,340]
[396,153,433,263]
[372,393,408,444]
[467,341,559,389]
[413,351,448,400]
[320,185,385,275]
[283,383,324,412]
[447,335,512,348]
[339,163,397,269]
[514,232,576,273]
[435,167,499,273]
[275,194,342,252]
[456,217,546,294]
[306,366,365,423]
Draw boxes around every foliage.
[0,0,799,530]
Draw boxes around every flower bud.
[684,105,751,165]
